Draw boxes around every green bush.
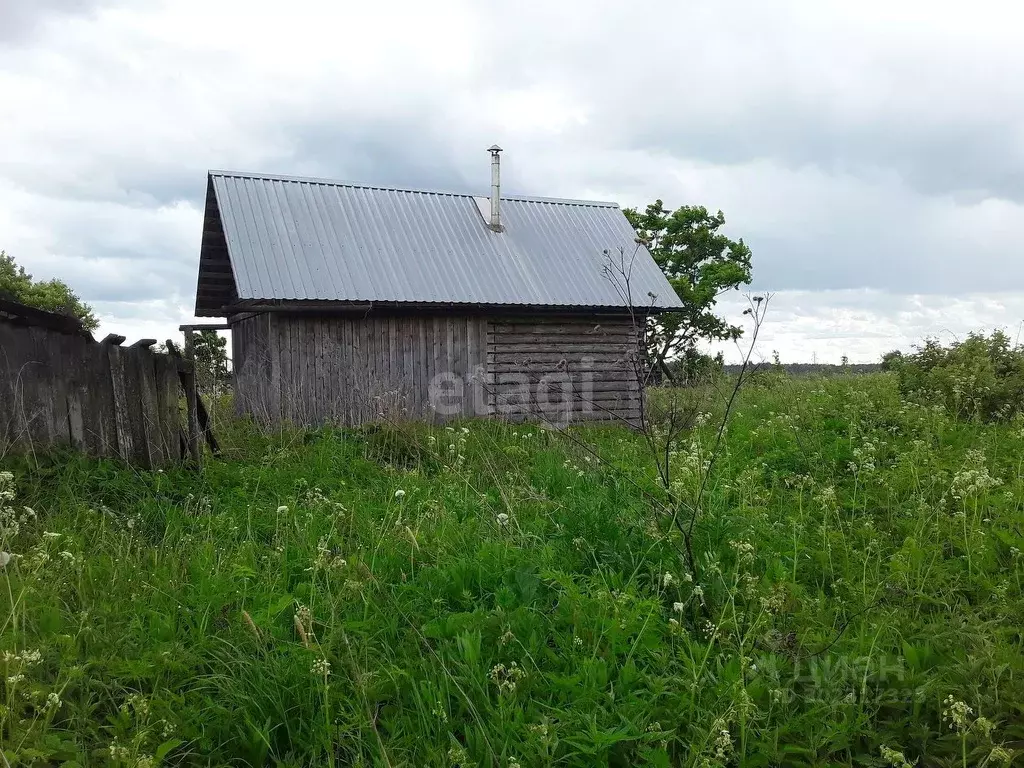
[891,330,1024,422]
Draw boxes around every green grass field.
[1,374,1022,766]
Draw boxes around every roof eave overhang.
[215,298,683,317]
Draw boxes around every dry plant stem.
[603,244,774,586]
[683,296,771,557]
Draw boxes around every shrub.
[891,330,1024,421]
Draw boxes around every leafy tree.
[623,201,753,383]
[0,250,99,332]
[188,329,230,395]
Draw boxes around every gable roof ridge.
[207,170,620,208]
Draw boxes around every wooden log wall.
[0,320,194,467]
[232,311,642,428]
[486,314,642,426]
[232,313,489,427]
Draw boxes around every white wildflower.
[489,661,525,694]
[125,693,150,718]
[880,745,915,768]
[311,657,331,677]
[108,738,131,761]
[942,695,973,733]
[394,489,406,499]
[711,718,732,760]
[496,513,509,526]
[662,572,674,587]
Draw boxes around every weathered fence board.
[0,311,197,468]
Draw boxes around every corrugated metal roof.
[195,170,684,315]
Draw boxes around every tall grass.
[1,373,1022,766]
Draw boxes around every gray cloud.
[481,2,1024,203]
[0,0,113,42]
[0,0,1022,361]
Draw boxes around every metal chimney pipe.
[488,144,503,231]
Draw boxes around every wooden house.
[193,149,683,426]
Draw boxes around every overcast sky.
[1,0,1022,362]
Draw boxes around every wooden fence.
[0,300,200,468]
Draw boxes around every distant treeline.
[723,362,883,376]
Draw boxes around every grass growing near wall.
[1,374,1023,766]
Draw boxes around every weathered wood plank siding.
[231,313,489,427]
[232,311,643,428]
[0,320,192,466]
[486,314,642,426]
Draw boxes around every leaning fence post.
[181,360,202,466]
[165,338,219,459]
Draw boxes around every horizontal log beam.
[179,323,231,332]
[485,356,630,368]
[489,368,638,380]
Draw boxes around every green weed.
[1,374,1022,766]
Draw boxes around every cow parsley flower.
[394,489,406,499]
[490,661,525,694]
[496,513,509,526]
[108,738,131,761]
[711,718,732,760]
[943,695,973,733]
[448,745,470,766]
[879,745,915,768]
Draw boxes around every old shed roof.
[195,170,684,316]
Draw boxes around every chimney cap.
[487,144,503,153]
